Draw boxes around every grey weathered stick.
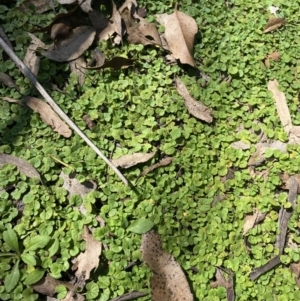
[0,36,128,185]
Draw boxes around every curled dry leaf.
[141,231,193,301]
[73,226,102,282]
[0,72,19,90]
[243,209,267,236]
[264,17,285,33]
[159,5,198,66]
[268,79,292,134]
[42,26,96,62]
[31,274,74,297]
[175,77,213,123]
[140,157,173,177]
[0,154,41,181]
[112,151,156,168]
[24,96,72,137]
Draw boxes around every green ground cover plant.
[2,0,300,300]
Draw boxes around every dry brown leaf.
[279,173,300,193]
[0,72,19,90]
[268,79,292,134]
[82,114,95,129]
[243,209,267,236]
[42,26,95,62]
[88,10,109,34]
[24,96,72,137]
[291,262,300,288]
[88,49,105,67]
[51,22,73,41]
[264,51,280,68]
[119,0,138,13]
[141,231,193,301]
[111,0,123,40]
[264,17,285,33]
[163,6,198,66]
[289,126,300,144]
[140,157,173,177]
[28,33,48,49]
[73,226,102,282]
[1,97,23,105]
[230,141,251,150]
[70,55,86,85]
[24,44,41,77]
[31,274,74,297]
[112,151,156,168]
[20,0,54,13]
[79,0,93,13]
[136,17,161,46]
[211,268,234,301]
[83,56,134,70]
[175,77,213,123]
[0,154,41,180]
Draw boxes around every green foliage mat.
[1,0,300,300]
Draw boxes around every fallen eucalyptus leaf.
[42,26,96,62]
[264,17,285,33]
[24,96,72,137]
[69,55,86,85]
[175,77,213,123]
[112,152,156,168]
[0,154,41,180]
[24,44,40,76]
[141,231,193,301]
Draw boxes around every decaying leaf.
[243,209,267,236]
[24,96,72,137]
[158,5,198,66]
[0,154,41,180]
[175,77,213,123]
[50,22,73,41]
[230,141,251,150]
[69,55,86,85]
[0,72,19,90]
[268,79,293,134]
[73,226,102,282]
[112,152,156,168]
[211,268,234,301]
[83,56,134,70]
[88,49,105,67]
[264,50,280,68]
[135,16,161,46]
[42,26,95,62]
[82,114,95,129]
[24,44,41,76]
[1,97,23,105]
[79,0,93,13]
[60,171,97,198]
[111,0,123,40]
[141,231,193,301]
[264,17,285,33]
[291,262,300,288]
[31,274,74,297]
[279,173,300,193]
[20,0,54,13]
[140,157,173,177]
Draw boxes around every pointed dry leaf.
[279,173,300,193]
[83,56,134,70]
[264,17,285,33]
[70,55,86,85]
[119,0,138,13]
[112,152,156,168]
[24,96,72,137]
[42,26,96,62]
[60,171,97,198]
[268,79,292,134]
[164,6,198,66]
[111,0,123,40]
[28,33,47,49]
[73,226,102,281]
[24,44,40,76]
[141,231,193,301]
[0,72,19,90]
[155,13,171,27]
[175,77,213,123]
[243,209,267,235]
[136,17,161,46]
[140,157,173,177]
[290,262,300,288]
[1,97,23,105]
[0,154,41,180]
[269,50,280,61]
[31,274,74,297]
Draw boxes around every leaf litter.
[111,151,156,168]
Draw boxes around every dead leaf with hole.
[268,79,293,134]
[140,157,173,177]
[264,17,285,33]
[175,77,213,123]
[290,262,300,288]
[24,96,72,137]
[211,267,234,301]
[83,56,134,70]
[141,231,193,301]
[158,5,198,66]
[72,226,102,283]
[31,274,74,297]
[243,209,267,236]
[136,17,161,46]
[69,55,86,85]
[0,72,19,90]
[112,152,156,168]
[0,154,41,181]
[42,26,95,62]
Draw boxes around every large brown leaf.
[175,77,213,123]
[141,231,193,301]
[41,26,95,62]
[24,96,72,137]
[157,6,198,66]
[264,17,285,33]
[112,152,156,168]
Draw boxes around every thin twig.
[0,36,128,185]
